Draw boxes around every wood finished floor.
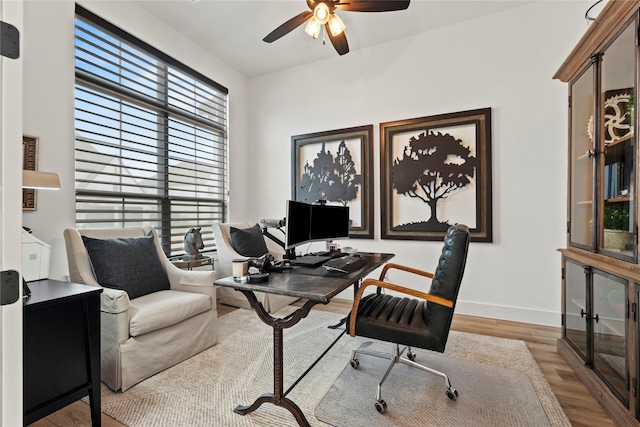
[30,298,616,427]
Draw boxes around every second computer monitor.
[310,204,350,240]
[285,200,349,250]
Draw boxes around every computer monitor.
[310,204,350,240]
[285,200,312,249]
[285,200,349,250]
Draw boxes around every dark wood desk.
[23,279,102,426]
[215,252,394,426]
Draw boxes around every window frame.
[74,4,228,255]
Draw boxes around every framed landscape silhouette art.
[380,108,492,242]
[291,125,374,239]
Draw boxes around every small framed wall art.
[292,125,374,239]
[23,135,38,211]
[380,108,492,242]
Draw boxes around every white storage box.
[22,229,51,281]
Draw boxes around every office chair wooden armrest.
[349,278,454,336]
[378,262,435,281]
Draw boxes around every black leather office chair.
[346,224,470,413]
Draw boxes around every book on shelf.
[604,162,624,200]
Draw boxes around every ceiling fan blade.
[263,10,313,43]
[326,24,349,55]
[335,0,410,12]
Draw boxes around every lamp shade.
[313,2,330,25]
[305,18,322,39]
[328,13,345,37]
[22,170,61,190]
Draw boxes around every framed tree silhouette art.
[292,125,374,239]
[381,108,492,242]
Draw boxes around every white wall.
[22,0,250,279]
[23,0,76,281]
[247,1,589,326]
[22,0,592,326]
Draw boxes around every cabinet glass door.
[599,21,637,260]
[636,284,640,421]
[593,269,628,406]
[569,65,595,249]
[564,258,588,360]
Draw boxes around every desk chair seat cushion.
[349,293,450,353]
[82,234,170,299]
[129,289,212,337]
[230,224,269,257]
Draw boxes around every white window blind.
[74,5,228,255]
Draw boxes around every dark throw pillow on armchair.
[230,223,269,257]
[82,234,171,299]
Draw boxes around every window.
[74,5,228,255]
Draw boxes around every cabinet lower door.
[593,270,628,406]
[564,258,588,360]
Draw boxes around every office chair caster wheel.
[375,399,387,413]
[446,388,458,400]
[350,358,359,369]
[407,350,416,361]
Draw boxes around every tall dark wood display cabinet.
[555,2,640,425]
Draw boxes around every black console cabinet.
[23,279,102,426]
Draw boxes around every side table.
[23,279,102,426]
[169,254,214,271]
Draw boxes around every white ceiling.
[131,0,536,78]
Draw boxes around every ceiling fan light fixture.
[327,13,345,37]
[304,18,322,39]
[264,0,411,55]
[313,2,330,25]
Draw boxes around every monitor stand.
[284,248,296,260]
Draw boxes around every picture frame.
[23,135,38,211]
[291,125,374,239]
[380,108,492,242]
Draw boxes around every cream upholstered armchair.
[212,222,298,313]
[64,226,218,392]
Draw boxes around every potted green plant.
[603,203,632,251]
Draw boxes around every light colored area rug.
[94,308,570,427]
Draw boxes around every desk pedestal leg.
[234,326,310,427]
[233,290,318,427]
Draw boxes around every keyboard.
[323,255,367,273]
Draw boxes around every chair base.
[350,343,458,413]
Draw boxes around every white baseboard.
[455,300,562,328]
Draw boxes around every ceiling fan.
[263,0,411,56]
